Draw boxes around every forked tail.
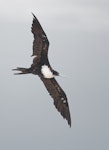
[12,67,31,75]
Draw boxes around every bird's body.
[13,13,71,126]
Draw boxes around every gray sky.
[0,0,109,150]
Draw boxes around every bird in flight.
[13,13,71,127]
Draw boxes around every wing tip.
[31,12,36,18]
[64,110,71,127]
[54,99,71,127]
[68,117,71,127]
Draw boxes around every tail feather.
[12,67,30,75]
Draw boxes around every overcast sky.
[0,0,109,150]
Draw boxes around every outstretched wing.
[40,77,71,127]
[31,13,49,64]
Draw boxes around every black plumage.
[13,13,71,127]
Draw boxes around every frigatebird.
[13,13,71,127]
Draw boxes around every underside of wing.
[31,13,49,64]
[39,76,71,127]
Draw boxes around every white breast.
[41,65,54,78]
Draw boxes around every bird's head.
[53,70,67,78]
[53,70,59,76]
